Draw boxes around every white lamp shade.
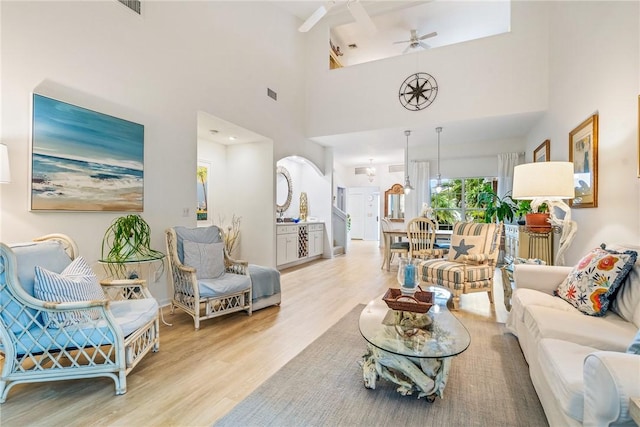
[512,161,574,199]
[0,144,10,183]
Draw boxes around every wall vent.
[388,164,404,173]
[354,167,367,175]
[118,0,141,15]
[267,88,277,101]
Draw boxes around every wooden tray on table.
[382,287,434,313]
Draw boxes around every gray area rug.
[215,305,548,427]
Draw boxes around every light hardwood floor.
[1,240,509,426]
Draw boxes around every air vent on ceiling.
[354,167,367,175]
[388,164,404,173]
[118,0,141,14]
[267,88,277,101]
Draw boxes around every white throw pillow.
[34,256,105,327]
[183,240,225,279]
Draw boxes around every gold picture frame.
[533,139,550,162]
[569,114,598,208]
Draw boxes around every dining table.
[381,229,453,271]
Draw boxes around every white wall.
[305,1,549,139]
[0,1,324,305]
[525,1,640,265]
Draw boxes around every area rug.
[214,305,548,427]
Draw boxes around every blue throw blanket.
[247,264,281,301]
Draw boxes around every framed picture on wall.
[197,160,211,223]
[569,113,598,208]
[31,93,144,211]
[533,139,550,162]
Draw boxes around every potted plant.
[515,200,551,231]
[477,190,517,224]
[101,214,165,278]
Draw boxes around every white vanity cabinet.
[308,223,324,258]
[276,223,324,269]
[276,225,299,266]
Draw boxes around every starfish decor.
[451,238,475,260]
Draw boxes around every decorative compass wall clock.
[398,72,438,111]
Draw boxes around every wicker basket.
[383,287,434,313]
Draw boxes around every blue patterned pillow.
[628,329,640,354]
[34,257,105,327]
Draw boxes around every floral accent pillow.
[555,245,638,316]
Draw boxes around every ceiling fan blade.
[348,1,377,35]
[402,44,413,54]
[392,39,412,45]
[418,41,430,50]
[298,2,335,33]
[418,31,438,41]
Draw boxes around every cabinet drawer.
[308,223,324,232]
[276,225,298,235]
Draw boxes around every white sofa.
[506,244,640,427]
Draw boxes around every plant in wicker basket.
[101,214,165,278]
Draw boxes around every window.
[430,177,496,228]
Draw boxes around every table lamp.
[512,161,576,265]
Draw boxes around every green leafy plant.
[477,190,517,223]
[101,214,165,277]
[515,200,548,217]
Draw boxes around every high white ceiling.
[200,1,540,169]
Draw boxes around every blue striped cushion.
[34,257,105,327]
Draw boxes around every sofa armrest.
[583,351,640,426]
[513,264,573,295]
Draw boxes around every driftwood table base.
[360,344,451,401]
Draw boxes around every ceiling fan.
[298,0,376,34]
[393,29,438,53]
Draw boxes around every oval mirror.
[276,166,293,213]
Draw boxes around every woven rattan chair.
[165,225,252,330]
[0,234,159,403]
[418,222,502,310]
[406,217,448,260]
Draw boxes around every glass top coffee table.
[359,286,470,401]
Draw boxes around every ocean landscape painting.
[31,94,144,211]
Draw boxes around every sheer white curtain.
[497,152,524,198]
[405,161,430,220]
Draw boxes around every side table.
[630,397,640,425]
[100,278,171,326]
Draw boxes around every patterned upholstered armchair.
[0,234,159,403]
[418,222,502,310]
[165,226,252,330]
[406,217,448,260]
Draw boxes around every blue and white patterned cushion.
[34,257,105,327]
[628,329,640,354]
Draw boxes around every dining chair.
[380,217,409,270]
[406,217,448,260]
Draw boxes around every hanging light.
[404,130,413,194]
[435,127,443,193]
[366,158,376,182]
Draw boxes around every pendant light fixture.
[366,158,376,182]
[404,130,413,194]
[435,127,443,193]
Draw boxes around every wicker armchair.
[0,234,159,403]
[165,226,251,330]
[418,222,502,310]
